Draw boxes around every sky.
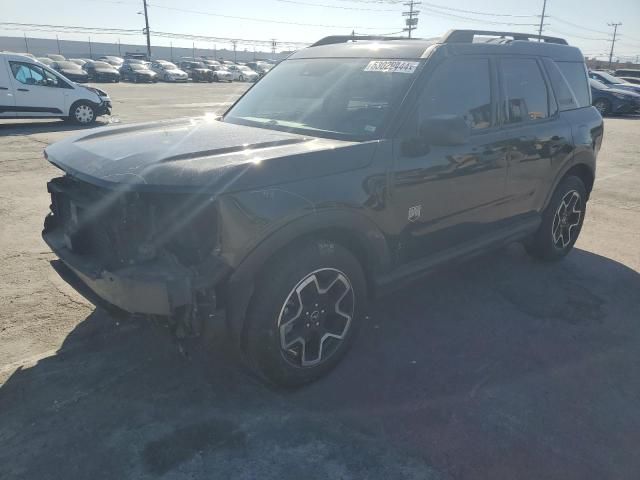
[2,0,639,60]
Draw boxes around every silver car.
[151,61,188,82]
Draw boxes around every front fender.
[222,206,390,346]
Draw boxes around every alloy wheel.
[277,268,355,368]
[552,190,582,249]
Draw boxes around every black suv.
[43,30,603,386]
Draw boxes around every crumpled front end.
[43,175,229,316]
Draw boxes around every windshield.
[131,64,149,70]
[55,61,80,69]
[162,62,177,70]
[239,66,254,72]
[92,62,112,68]
[225,58,421,140]
[590,79,608,89]
[595,71,625,84]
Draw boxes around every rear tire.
[525,175,587,261]
[243,240,367,387]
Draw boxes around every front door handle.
[17,88,29,92]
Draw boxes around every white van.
[0,52,111,124]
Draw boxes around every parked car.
[42,30,602,387]
[82,61,120,82]
[68,58,87,66]
[51,61,89,83]
[618,77,640,85]
[226,64,259,82]
[209,65,233,82]
[124,52,150,62]
[150,61,188,82]
[98,55,124,67]
[36,57,54,66]
[590,78,640,115]
[120,63,158,83]
[178,61,215,82]
[47,54,65,62]
[246,61,272,76]
[588,70,640,94]
[0,52,111,124]
[201,59,221,67]
[614,68,640,79]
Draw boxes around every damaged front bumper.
[42,175,231,319]
[44,228,192,315]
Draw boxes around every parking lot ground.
[0,83,639,479]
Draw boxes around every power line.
[146,3,392,30]
[275,0,400,12]
[418,6,543,27]
[0,22,310,49]
[420,1,538,18]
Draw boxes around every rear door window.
[555,62,590,107]
[500,58,550,124]
[543,59,579,111]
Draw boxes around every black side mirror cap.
[420,114,471,146]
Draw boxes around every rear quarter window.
[554,61,590,108]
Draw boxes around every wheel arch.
[543,155,596,211]
[68,98,99,118]
[223,210,391,347]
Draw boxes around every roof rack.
[311,35,409,47]
[442,29,568,45]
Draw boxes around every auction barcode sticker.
[364,60,419,73]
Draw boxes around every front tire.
[526,175,587,261]
[243,240,367,387]
[69,101,96,125]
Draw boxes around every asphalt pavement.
[1,82,639,480]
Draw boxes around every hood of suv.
[44,118,375,193]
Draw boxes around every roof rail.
[311,35,409,47]
[442,29,568,45]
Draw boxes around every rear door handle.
[17,88,29,92]
[0,86,8,90]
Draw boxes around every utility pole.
[607,22,622,69]
[142,0,152,59]
[402,1,421,39]
[170,41,173,62]
[56,35,61,54]
[232,40,237,62]
[271,39,277,55]
[88,36,93,59]
[192,41,195,59]
[23,33,29,53]
[118,38,121,56]
[537,0,547,41]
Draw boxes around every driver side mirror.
[420,115,471,146]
